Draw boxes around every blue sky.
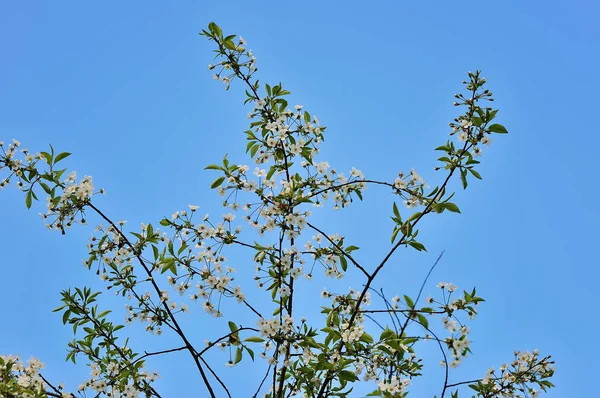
[1,1,598,396]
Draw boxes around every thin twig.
[307,221,370,278]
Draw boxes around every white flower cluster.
[302,163,367,210]
[393,169,428,209]
[41,173,96,232]
[322,288,371,317]
[92,224,134,269]
[431,282,483,368]
[257,315,293,339]
[356,343,419,391]
[62,171,94,202]
[450,72,496,157]
[305,234,348,279]
[1,140,101,233]
[0,355,50,397]
[454,116,492,157]
[247,104,323,165]
[85,209,246,334]
[208,34,256,89]
[217,88,367,214]
[176,211,245,313]
[301,347,317,364]
[257,318,280,338]
[340,322,364,343]
[480,350,555,397]
[378,375,411,395]
[76,361,159,397]
[442,317,471,368]
[254,245,306,295]
[0,140,34,188]
[133,209,245,320]
[437,281,458,292]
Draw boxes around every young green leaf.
[25,191,32,209]
[244,336,265,343]
[444,202,461,213]
[211,176,226,189]
[488,123,508,134]
[54,152,71,164]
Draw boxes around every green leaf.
[417,313,429,328]
[178,242,188,255]
[25,191,32,209]
[392,202,400,219]
[235,347,243,364]
[228,321,237,333]
[339,256,348,272]
[444,202,461,213]
[245,347,255,361]
[52,304,66,312]
[161,258,177,275]
[380,328,395,341]
[407,212,422,222]
[355,190,363,201]
[40,151,52,164]
[460,169,468,189]
[223,39,236,50]
[360,333,374,344]
[40,182,52,194]
[488,123,508,134]
[208,22,222,38]
[62,310,71,325]
[54,168,67,180]
[54,152,71,164]
[339,370,358,382]
[469,383,481,392]
[244,336,265,343]
[266,166,276,180]
[540,380,555,389]
[210,176,225,189]
[390,227,400,244]
[404,295,414,308]
[408,241,426,252]
[468,168,482,180]
[27,168,38,181]
[204,164,221,170]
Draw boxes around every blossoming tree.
[0,23,555,398]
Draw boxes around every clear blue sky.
[1,1,598,397]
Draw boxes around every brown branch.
[199,327,260,356]
[87,202,216,398]
[198,356,232,398]
[306,221,370,278]
[315,140,471,398]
